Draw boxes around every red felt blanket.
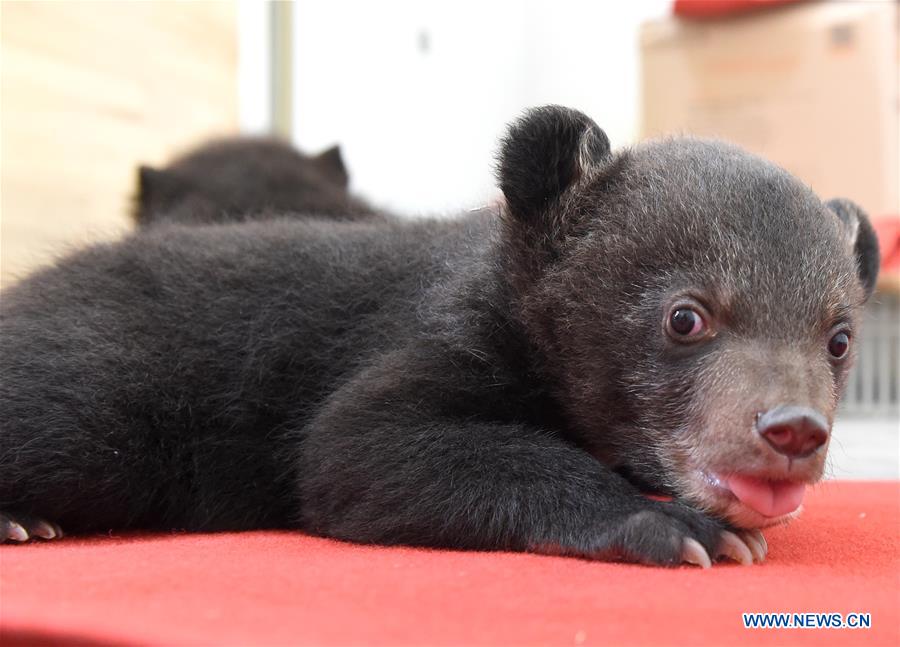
[1,481,897,646]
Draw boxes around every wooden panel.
[1,1,238,288]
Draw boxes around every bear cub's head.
[498,106,879,529]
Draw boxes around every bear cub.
[0,106,878,567]
[135,137,383,227]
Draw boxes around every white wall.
[290,0,670,215]
[237,0,273,134]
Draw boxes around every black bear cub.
[135,137,382,226]
[0,106,878,568]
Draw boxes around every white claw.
[740,530,767,563]
[717,530,754,566]
[755,530,767,555]
[7,522,29,542]
[32,520,58,539]
[681,537,712,569]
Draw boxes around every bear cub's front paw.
[534,501,766,567]
[604,502,766,568]
[1,511,63,543]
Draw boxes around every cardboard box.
[640,0,899,220]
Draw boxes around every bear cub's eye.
[667,307,706,340]
[828,331,850,359]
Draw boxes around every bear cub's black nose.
[756,405,829,458]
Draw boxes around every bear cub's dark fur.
[0,107,878,567]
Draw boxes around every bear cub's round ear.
[497,106,610,225]
[826,198,880,300]
[314,145,350,188]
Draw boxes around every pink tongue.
[726,474,806,517]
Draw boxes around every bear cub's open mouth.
[701,471,807,522]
